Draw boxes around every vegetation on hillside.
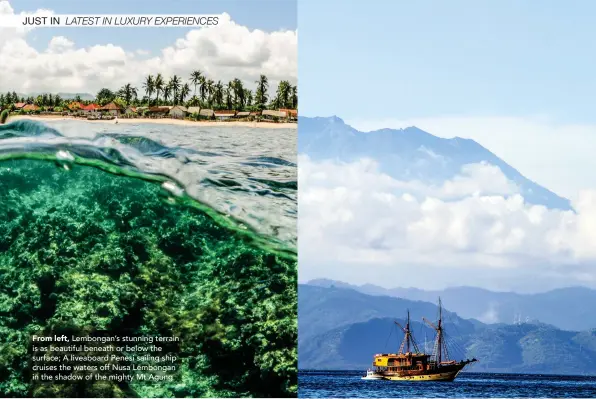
[298,285,596,375]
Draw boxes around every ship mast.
[395,310,420,354]
[423,297,449,364]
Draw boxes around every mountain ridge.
[306,279,596,331]
[298,116,571,210]
[298,284,596,374]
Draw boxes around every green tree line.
[0,72,298,112]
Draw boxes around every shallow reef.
[0,159,297,397]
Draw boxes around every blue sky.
[2,0,296,98]
[299,0,596,201]
[13,0,296,55]
[299,0,596,125]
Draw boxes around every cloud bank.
[299,155,596,292]
[0,0,297,94]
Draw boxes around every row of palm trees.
[0,72,298,112]
[138,71,297,111]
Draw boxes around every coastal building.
[279,108,298,120]
[125,107,137,116]
[68,101,83,111]
[169,105,188,119]
[80,103,101,115]
[262,110,287,120]
[147,106,170,117]
[22,104,40,112]
[198,109,215,119]
[187,106,201,115]
[135,106,149,116]
[13,102,26,110]
[214,110,236,120]
[236,111,251,118]
[100,102,123,116]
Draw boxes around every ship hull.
[382,363,465,382]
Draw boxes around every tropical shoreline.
[8,115,297,129]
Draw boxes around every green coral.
[0,160,297,397]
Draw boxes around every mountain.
[298,116,571,210]
[298,284,475,342]
[299,284,596,374]
[307,279,596,331]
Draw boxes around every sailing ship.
[363,298,477,381]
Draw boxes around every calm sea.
[299,370,596,398]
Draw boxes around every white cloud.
[0,0,53,42]
[47,36,74,52]
[0,1,296,95]
[298,155,596,292]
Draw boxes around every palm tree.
[163,85,171,104]
[119,83,138,105]
[143,75,155,100]
[244,88,253,107]
[213,81,224,109]
[274,80,292,109]
[255,74,269,109]
[199,75,208,104]
[169,75,181,105]
[291,85,298,108]
[189,70,203,97]
[226,81,235,109]
[206,79,215,106]
[232,78,245,110]
[188,95,200,107]
[154,73,164,105]
[179,83,191,104]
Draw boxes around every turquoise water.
[0,119,297,398]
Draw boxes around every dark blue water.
[299,370,596,398]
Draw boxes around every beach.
[8,115,297,129]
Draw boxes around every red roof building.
[80,103,101,111]
[14,102,26,109]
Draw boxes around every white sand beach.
[8,115,297,129]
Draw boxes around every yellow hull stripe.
[384,371,459,381]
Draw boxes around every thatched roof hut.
[262,110,287,118]
[101,102,122,111]
[199,109,214,118]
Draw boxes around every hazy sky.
[298,0,596,201]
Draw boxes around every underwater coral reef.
[0,159,297,397]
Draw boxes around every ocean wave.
[0,119,297,255]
